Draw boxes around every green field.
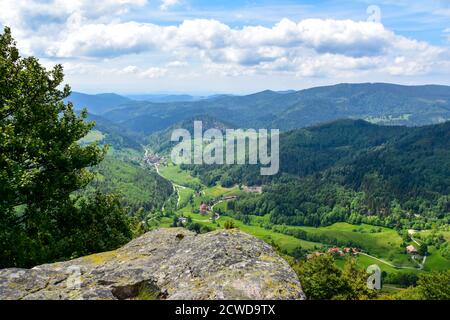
[177,187,195,208]
[204,185,239,198]
[158,163,202,189]
[178,206,323,253]
[280,223,415,267]
[423,246,450,271]
[79,130,105,144]
[156,162,449,274]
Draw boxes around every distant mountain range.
[125,94,207,103]
[66,92,132,115]
[68,83,450,135]
[67,92,236,114]
[70,84,450,230]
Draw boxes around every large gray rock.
[0,228,305,300]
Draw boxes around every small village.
[143,149,163,165]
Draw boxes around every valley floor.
[153,162,450,277]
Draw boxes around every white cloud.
[0,0,147,28]
[40,18,433,60]
[1,2,449,83]
[140,67,168,78]
[160,0,180,11]
[167,61,188,67]
[45,21,165,57]
[119,65,139,74]
[33,17,447,79]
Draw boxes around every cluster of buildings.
[406,245,418,255]
[327,247,359,256]
[306,247,360,259]
[199,203,209,215]
[143,150,162,164]
[242,186,263,194]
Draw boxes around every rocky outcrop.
[0,228,305,300]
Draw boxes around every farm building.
[406,245,418,255]
[199,203,209,215]
[328,247,343,255]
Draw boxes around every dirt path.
[357,252,419,270]
[152,161,188,209]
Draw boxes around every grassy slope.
[282,223,414,267]
[158,163,202,188]
[79,130,105,144]
[158,164,323,253]
[179,206,322,252]
[159,162,448,273]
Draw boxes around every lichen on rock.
[0,228,305,300]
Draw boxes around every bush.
[384,272,419,287]
[224,220,236,229]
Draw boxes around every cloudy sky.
[1,0,449,94]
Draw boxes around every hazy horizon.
[72,81,450,97]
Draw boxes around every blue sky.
[0,0,449,94]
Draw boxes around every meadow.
[157,162,449,274]
[158,163,202,189]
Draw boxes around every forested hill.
[146,115,234,154]
[93,83,450,134]
[189,120,450,229]
[67,92,132,114]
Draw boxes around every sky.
[0,0,449,94]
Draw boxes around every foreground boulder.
[0,228,305,300]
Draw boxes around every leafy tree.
[0,27,131,267]
[337,258,377,300]
[418,243,428,256]
[295,254,377,300]
[224,220,236,229]
[392,270,450,300]
[384,272,418,287]
[295,254,345,300]
[416,270,450,300]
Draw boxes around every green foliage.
[88,156,173,217]
[87,114,144,150]
[418,243,428,256]
[103,83,450,135]
[295,254,377,300]
[194,119,450,229]
[223,220,236,230]
[0,27,131,267]
[416,270,450,300]
[1,192,132,267]
[184,221,212,234]
[392,270,450,300]
[384,272,418,287]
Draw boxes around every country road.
[149,156,427,271]
[357,252,421,270]
[408,231,426,269]
[152,160,228,220]
[153,163,186,209]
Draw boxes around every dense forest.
[0,28,138,268]
[87,156,173,218]
[188,120,450,229]
[84,83,450,135]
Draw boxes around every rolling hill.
[97,83,450,134]
[186,119,450,230]
[66,92,132,114]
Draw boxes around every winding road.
[149,154,427,270]
[357,252,419,270]
[153,162,186,210]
